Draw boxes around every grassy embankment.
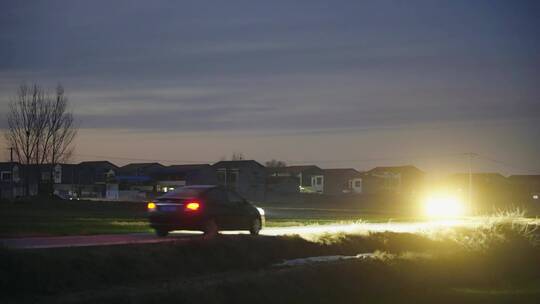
[1,219,539,303]
[0,199,150,237]
[0,199,415,237]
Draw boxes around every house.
[212,160,266,202]
[266,174,300,194]
[76,161,118,184]
[0,162,23,199]
[1,161,119,199]
[50,163,78,198]
[73,161,119,199]
[155,164,217,192]
[116,163,166,199]
[118,162,166,177]
[365,165,425,195]
[323,168,363,195]
[6,163,67,197]
[114,162,219,201]
[448,173,509,190]
[445,173,513,211]
[117,163,166,189]
[268,165,324,193]
[507,175,540,202]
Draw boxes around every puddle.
[274,253,376,267]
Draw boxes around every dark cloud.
[1,0,539,134]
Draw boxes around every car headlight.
[256,207,265,216]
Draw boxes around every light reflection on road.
[219,217,540,240]
[3,217,538,249]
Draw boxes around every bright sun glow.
[424,193,466,218]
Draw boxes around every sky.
[1,0,539,175]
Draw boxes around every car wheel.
[155,229,169,237]
[250,218,261,235]
[203,219,218,237]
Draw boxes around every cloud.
[0,0,538,135]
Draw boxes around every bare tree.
[40,85,77,165]
[6,84,48,167]
[265,159,287,168]
[5,83,77,195]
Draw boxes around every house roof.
[162,164,212,176]
[167,164,211,172]
[323,168,362,177]
[78,161,118,169]
[452,173,506,179]
[367,165,424,175]
[323,168,360,174]
[212,160,265,169]
[449,173,508,183]
[270,165,323,174]
[0,162,20,170]
[121,162,165,170]
[118,162,166,176]
[508,175,540,182]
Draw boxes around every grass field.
[2,221,539,303]
[0,199,417,237]
[2,199,540,303]
[0,199,151,237]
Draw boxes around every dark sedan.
[147,185,265,237]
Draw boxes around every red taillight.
[185,201,200,211]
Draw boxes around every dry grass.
[2,218,540,303]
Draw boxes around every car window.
[227,190,244,205]
[159,187,205,199]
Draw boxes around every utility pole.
[9,147,14,199]
[466,152,478,215]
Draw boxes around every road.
[4,217,537,249]
[0,232,196,249]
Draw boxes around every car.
[147,185,265,237]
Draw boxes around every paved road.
[0,233,199,249]
[2,217,537,249]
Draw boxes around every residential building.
[155,164,217,192]
[507,175,540,202]
[446,173,512,212]
[118,162,165,177]
[51,163,78,198]
[365,165,425,196]
[266,174,300,194]
[72,161,119,199]
[212,160,266,201]
[268,165,325,193]
[448,173,509,191]
[0,162,23,199]
[116,163,166,199]
[323,168,363,195]
[1,161,119,200]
